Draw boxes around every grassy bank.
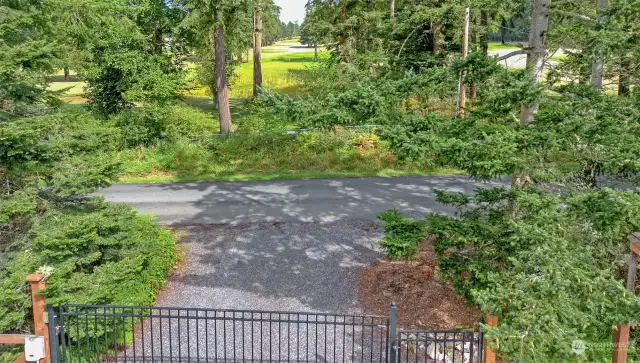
[51,40,457,184]
[117,128,460,183]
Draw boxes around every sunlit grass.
[487,42,522,51]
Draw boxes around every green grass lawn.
[488,42,522,51]
[119,169,464,183]
[228,52,320,99]
[549,55,568,61]
[181,50,327,119]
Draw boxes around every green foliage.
[425,188,640,361]
[0,108,177,349]
[71,0,185,117]
[261,64,457,129]
[0,202,176,331]
[119,127,407,179]
[377,209,426,260]
[0,0,58,120]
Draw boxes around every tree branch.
[551,9,594,22]
[397,25,421,58]
[496,49,529,61]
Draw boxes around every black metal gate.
[47,303,483,363]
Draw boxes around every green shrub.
[0,200,177,330]
[423,188,640,361]
[377,209,426,260]
[1,108,177,361]
[115,103,218,147]
[119,128,407,179]
[162,103,219,138]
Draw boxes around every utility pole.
[457,8,470,117]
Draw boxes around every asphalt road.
[97,176,506,225]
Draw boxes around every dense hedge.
[0,109,178,360]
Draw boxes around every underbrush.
[118,128,429,180]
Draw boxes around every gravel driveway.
[157,220,383,314]
[123,220,387,362]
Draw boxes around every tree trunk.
[389,0,395,19]
[480,11,489,56]
[500,18,507,44]
[154,28,164,54]
[520,0,550,125]
[314,43,318,61]
[339,0,348,63]
[618,57,631,96]
[471,10,488,101]
[590,0,608,89]
[64,67,71,81]
[253,3,263,98]
[432,21,441,54]
[214,24,232,134]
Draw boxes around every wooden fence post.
[613,232,639,363]
[25,274,50,363]
[484,314,498,363]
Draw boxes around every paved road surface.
[97,176,506,225]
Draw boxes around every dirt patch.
[358,237,480,329]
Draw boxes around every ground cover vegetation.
[286,0,640,361]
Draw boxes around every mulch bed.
[357,236,481,330]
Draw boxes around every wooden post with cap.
[25,274,50,363]
[612,232,639,363]
[484,314,498,363]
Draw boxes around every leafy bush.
[425,188,640,361]
[0,201,177,332]
[1,109,177,359]
[373,54,640,361]
[83,21,183,118]
[260,65,457,129]
[377,209,426,260]
[115,103,218,147]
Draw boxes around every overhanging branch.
[551,9,594,22]
[496,49,529,61]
